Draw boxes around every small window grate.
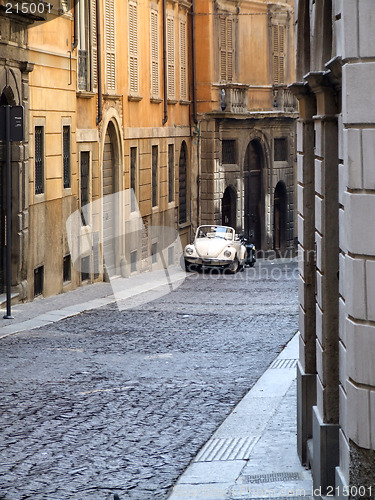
[151,242,158,264]
[63,126,71,188]
[130,147,137,212]
[222,140,236,164]
[63,255,71,283]
[78,50,89,91]
[34,266,44,297]
[80,151,90,225]
[81,255,90,281]
[274,138,288,161]
[35,126,44,194]
[168,246,174,266]
[130,250,137,273]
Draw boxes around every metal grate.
[152,145,158,207]
[240,472,302,484]
[80,151,90,225]
[274,137,288,161]
[168,144,174,203]
[35,126,44,194]
[178,143,187,224]
[63,255,71,283]
[34,265,44,297]
[130,147,137,212]
[78,49,89,91]
[63,126,70,188]
[222,139,237,164]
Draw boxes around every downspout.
[72,0,79,52]
[162,0,168,125]
[191,0,197,124]
[96,0,103,124]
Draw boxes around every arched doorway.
[178,141,188,224]
[274,181,287,252]
[102,121,119,278]
[222,186,236,228]
[244,140,263,249]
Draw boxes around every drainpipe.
[191,0,197,124]
[72,0,79,52]
[162,0,168,125]
[96,0,103,125]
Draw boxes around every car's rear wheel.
[226,257,239,274]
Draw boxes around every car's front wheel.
[226,257,239,274]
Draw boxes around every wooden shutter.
[129,2,139,93]
[91,0,98,90]
[105,0,116,91]
[150,9,159,96]
[167,16,175,98]
[272,24,285,85]
[219,16,233,82]
[179,18,187,100]
[219,17,226,81]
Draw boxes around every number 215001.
[5,2,52,15]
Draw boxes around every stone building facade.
[194,0,297,253]
[292,0,375,496]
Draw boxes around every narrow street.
[0,259,298,500]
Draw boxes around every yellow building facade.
[0,0,296,301]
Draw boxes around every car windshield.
[197,226,234,240]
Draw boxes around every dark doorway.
[244,140,263,249]
[274,181,287,253]
[222,186,236,228]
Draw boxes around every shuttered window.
[219,16,233,82]
[178,143,187,224]
[167,16,175,98]
[150,8,159,97]
[129,1,139,93]
[35,126,44,195]
[105,0,116,91]
[91,0,98,90]
[80,151,90,226]
[179,18,187,100]
[63,126,71,189]
[272,24,285,85]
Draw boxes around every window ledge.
[179,99,190,105]
[178,221,191,229]
[77,91,96,99]
[150,97,163,104]
[167,99,178,105]
[104,93,122,100]
[128,95,143,102]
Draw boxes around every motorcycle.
[239,232,256,267]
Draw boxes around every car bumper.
[185,256,232,267]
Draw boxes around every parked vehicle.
[183,225,248,273]
[239,232,256,267]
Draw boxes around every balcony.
[272,85,298,112]
[217,84,248,114]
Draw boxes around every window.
[179,18,187,100]
[129,1,138,94]
[167,16,175,98]
[150,8,159,97]
[168,144,174,203]
[152,145,158,207]
[34,266,44,297]
[35,126,44,195]
[219,16,233,82]
[168,246,174,266]
[63,255,71,283]
[272,24,285,85]
[178,142,187,224]
[78,0,91,91]
[222,140,236,164]
[81,256,90,281]
[80,151,90,225]
[105,0,116,91]
[274,138,288,161]
[63,126,71,188]
[130,147,137,212]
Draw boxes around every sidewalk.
[167,333,313,500]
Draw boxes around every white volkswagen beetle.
[183,225,247,273]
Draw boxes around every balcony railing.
[272,86,298,112]
[218,84,248,114]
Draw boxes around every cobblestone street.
[0,260,298,500]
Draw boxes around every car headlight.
[224,250,232,258]
[186,247,194,255]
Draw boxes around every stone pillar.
[290,82,317,466]
[306,71,340,495]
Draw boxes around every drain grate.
[269,358,297,369]
[194,436,258,462]
[240,472,302,483]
